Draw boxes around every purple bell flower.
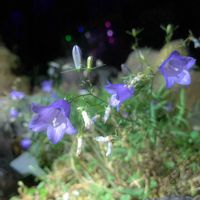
[20,138,32,150]
[10,90,25,100]
[159,51,196,89]
[10,108,19,119]
[41,80,53,93]
[104,83,134,111]
[29,99,77,144]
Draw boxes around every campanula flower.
[104,83,134,111]
[29,99,77,144]
[20,138,32,150]
[72,45,82,70]
[159,51,196,88]
[10,90,25,100]
[10,108,19,119]
[41,80,53,93]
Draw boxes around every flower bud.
[87,56,93,71]
[72,45,82,70]
[82,110,94,130]
[94,136,109,143]
[106,141,112,156]
[103,106,111,123]
[76,137,83,157]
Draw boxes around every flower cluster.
[28,46,196,150]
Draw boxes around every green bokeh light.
[65,34,72,42]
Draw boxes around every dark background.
[0,0,199,76]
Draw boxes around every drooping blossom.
[29,99,77,144]
[103,106,111,123]
[77,108,99,130]
[10,90,25,100]
[72,45,82,70]
[104,83,134,111]
[41,80,53,93]
[76,137,83,157]
[94,136,113,156]
[94,136,110,143]
[20,138,32,150]
[159,50,196,89]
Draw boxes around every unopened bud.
[72,45,82,70]
[94,136,110,143]
[76,137,83,157]
[87,56,93,71]
[103,106,111,123]
[81,110,94,130]
[106,141,112,156]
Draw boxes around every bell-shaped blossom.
[104,83,134,111]
[72,45,82,70]
[41,80,53,93]
[20,138,32,150]
[159,51,196,89]
[10,108,19,119]
[29,99,77,144]
[10,90,25,100]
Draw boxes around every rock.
[0,44,30,95]
[125,39,187,75]
[124,40,200,131]
[125,48,160,74]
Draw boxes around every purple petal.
[10,90,25,100]
[51,100,71,118]
[41,80,53,93]
[10,108,19,118]
[47,124,66,144]
[176,70,191,85]
[110,94,120,108]
[166,77,175,89]
[104,83,118,94]
[184,57,196,70]
[117,85,134,103]
[65,118,77,135]
[31,103,47,113]
[29,115,49,132]
[20,138,32,150]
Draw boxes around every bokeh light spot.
[65,34,72,42]
[107,29,113,37]
[105,20,111,28]
[78,26,84,33]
